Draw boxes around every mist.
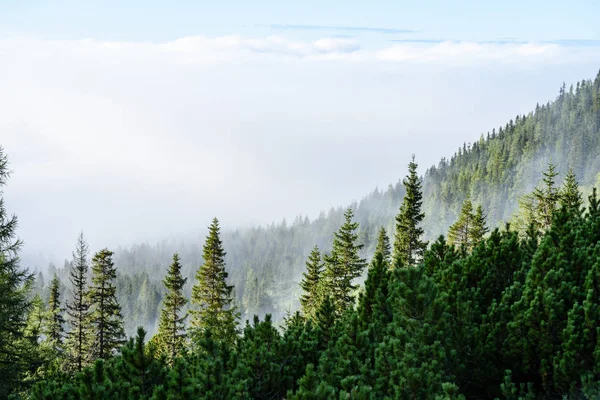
[0,36,599,270]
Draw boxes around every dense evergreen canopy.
[5,70,600,398]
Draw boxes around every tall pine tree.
[447,198,475,250]
[66,232,92,371]
[300,246,324,320]
[560,168,583,214]
[46,274,65,351]
[190,218,239,346]
[88,249,125,360]
[393,155,427,267]
[0,147,33,397]
[375,227,391,264]
[156,253,188,363]
[533,163,559,230]
[323,208,367,317]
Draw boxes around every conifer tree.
[375,227,391,264]
[393,155,427,267]
[46,274,65,350]
[190,218,239,345]
[156,253,188,363]
[560,168,583,214]
[88,249,125,360]
[533,163,559,230]
[471,204,489,246]
[0,147,33,397]
[447,198,475,250]
[66,232,92,371]
[323,208,367,316]
[300,246,324,320]
[448,200,488,252]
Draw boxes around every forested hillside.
[35,70,600,337]
[7,133,600,398]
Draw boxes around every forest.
[1,69,600,398]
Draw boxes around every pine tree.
[393,155,427,267]
[0,147,34,397]
[560,168,583,215]
[375,227,391,264]
[66,232,92,371]
[88,249,125,360]
[447,200,488,252]
[300,246,324,320]
[46,274,65,350]
[447,198,475,250]
[471,205,489,247]
[323,208,367,317]
[190,218,239,346]
[533,163,559,230]
[156,253,188,363]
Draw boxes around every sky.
[1,1,599,268]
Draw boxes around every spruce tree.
[0,147,33,397]
[190,218,239,346]
[88,248,125,360]
[375,227,391,264]
[447,200,488,252]
[393,155,427,267]
[323,208,367,316]
[471,204,489,246]
[447,198,475,250]
[66,232,92,371]
[560,168,583,214]
[300,246,324,320]
[46,274,65,351]
[156,253,188,363]
[533,163,559,230]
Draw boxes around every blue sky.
[1,1,600,267]
[2,0,599,43]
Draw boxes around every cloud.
[268,24,416,34]
[2,33,600,269]
[543,39,600,47]
[375,40,585,66]
[3,35,598,68]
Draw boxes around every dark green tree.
[156,253,188,363]
[393,155,427,266]
[46,274,65,353]
[323,208,367,316]
[560,168,583,215]
[0,147,34,397]
[471,204,489,245]
[190,218,239,346]
[66,232,92,371]
[300,246,324,320]
[375,226,391,264]
[532,163,559,230]
[88,248,125,360]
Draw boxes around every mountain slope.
[43,69,600,335]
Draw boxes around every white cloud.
[2,35,597,68]
[0,33,599,268]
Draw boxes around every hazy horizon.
[2,1,600,270]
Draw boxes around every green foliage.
[323,208,367,316]
[46,274,64,351]
[447,198,489,251]
[394,155,427,267]
[88,248,126,360]
[300,246,324,320]
[155,253,187,364]
[65,232,93,372]
[190,218,239,346]
[0,147,35,397]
